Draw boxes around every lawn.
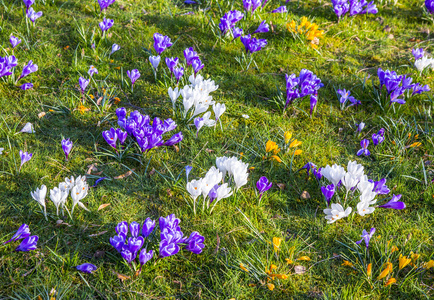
[1,0,434,298]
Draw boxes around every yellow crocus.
[273,237,282,252]
[240,263,249,272]
[367,263,372,277]
[341,260,353,267]
[410,252,420,261]
[285,258,293,264]
[284,131,292,144]
[271,155,282,163]
[297,256,311,261]
[294,149,303,156]
[399,254,411,270]
[266,140,278,153]
[391,245,399,253]
[289,139,302,148]
[423,260,434,269]
[385,278,396,286]
[77,105,90,114]
[271,274,288,280]
[409,142,421,148]
[267,283,275,291]
[377,262,393,280]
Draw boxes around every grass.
[1,0,434,298]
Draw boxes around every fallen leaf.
[38,112,46,118]
[88,231,107,237]
[113,271,131,281]
[300,191,311,199]
[149,168,156,176]
[114,169,134,179]
[98,203,110,211]
[277,183,286,190]
[205,148,214,153]
[173,145,179,152]
[96,97,103,106]
[294,265,306,274]
[86,163,99,174]
[383,25,391,32]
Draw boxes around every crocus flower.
[98,0,116,11]
[50,186,68,215]
[191,58,204,75]
[15,235,38,251]
[233,27,243,39]
[357,122,365,132]
[185,231,205,254]
[372,178,390,194]
[10,36,21,48]
[76,263,97,273]
[61,138,73,160]
[270,6,287,13]
[26,7,43,23]
[120,247,135,263]
[102,128,118,148]
[153,33,173,55]
[110,235,125,252]
[426,0,434,14]
[116,128,127,144]
[116,221,129,237]
[20,122,34,133]
[372,133,384,146]
[4,224,31,244]
[99,18,114,32]
[79,77,89,94]
[412,48,424,60]
[379,194,405,209]
[20,83,33,90]
[173,67,184,82]
[18,60,38,81]
[142,218,155,238]
[356,139,370,156]
[159,241,180,257]
[323,203,352,223]
[165,57,179,73]
[164,132,183,146]
[139,249,154,266]
[321,184,335,205]
[310,94,318,116]
[355,228,375,248]
[253,21,269,34]
[127,69,140,86]
[149,55,161,70]
[19,150,32,167]
[111,43,120,54]
[91,177,107,188]
[184,47,199,66]
[22,0,35,9]
[213,103,226,121]
[128,236,144,253]
[194,117,204,137]
[130,222,140,238]
[88,65,98,77]
[256,176,272,200]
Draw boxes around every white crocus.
[168,87,180,109]
[232,161,249,190]
[50,187,68,216]
[216,156,230,178]
[201,167,223,197]
[213,103,226,121]
[359,190,377,205]
[149,55,161,70]
[321,164,346,186]
[356,201,375,216]
[341,173,359,191]
[415,56,434,72]
[323,203,352,224]
[187,179,203,200]
[70,183,89,213]
[20,122,35,133]
[64,176,75,190]
[202,111,216,127]
[346,160,364,180]
[357,179,375,195]
[193,103,209,117]
[0,147,4,155]
[31,185,47,219]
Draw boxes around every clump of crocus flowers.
[317,160,405,224]
[331,0,377,21]
[287,17,324,49]
[218,10,244,37]
[111,107,183,153]
[284,69,323,115]
[109,215,205,271]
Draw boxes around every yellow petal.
[297,256,311,261]
[391,245,399,253]
[385,278,396,286]
[271,155,282,163]
[341,260,353,267]
[424,260,434,269]
[377,262,392,280]
[271,273,288,280]
[240,263,249,272]
[273,237,282,252]
[285,258,293,264]
[399,254,411,270]
[367,263,372,277]
[284,132,292,144]
[267,283,275,291]
[266,140,277,153]
[410,252,420,261]
[293,149,303,156]
[289,139,302,148]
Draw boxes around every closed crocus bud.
[111,43,120,54]
[128,236,144,254]
[61,138,73,160]
[142,218,156,238]
[164,132,183,146]
[15,235,38,252]
[19,150,33,167]
[116,221,129,237]
[110,235,125,253]
[149,55,161,70]
[4,224,31,245]
[139,249,154,266]
[10,36,22,48]
[116,129,127,145]
[185,231,205,254]
[20,83,33,90]
[76,263,97,273]
[120,246,135,263]
[159,241,180,258]
[129,222,140,237]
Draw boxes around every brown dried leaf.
[113,271,131,281]
[300,191,311,199]
[96,97,103,106]
[114,169,134,179]
[149,168,156,176]
[173,145,179,153]
[98,203,110,211]
[86,163,99,174]
[88,231,107,237]
[277,183,286,190]
[38,112,46,118]
[205,148,214,153]
[294,265,306,274]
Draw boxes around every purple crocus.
[253,21,269,34]
[142,218,155,238]
[173,67,184,82]
[61,138,73,160]
[301,162,317,176]
[159,241,180,257]
[88,65,98,77]
[10,36,21,48]
[120,246,135,263]
[98,0,116,11]
[128,236,144,253]
[357,122,365,133]
[412,48,424,60]
[183,47,199,66]
[111,43,120,54]
[355,228,375,248]
[312,167,322,181]
[110,235,125,252]
[127,69,140,86]
[208,184,219,203]
[19,150,32,167]
[116,221,129,237]
[79,77,89,94]
[372,178,390,195]
[15,235,38,252]
[153,33,173,55]
[0,55,18,78]
[4,224,30,244]
[139,248,154,266]
[194,117,204,137]
[310,94,318,116]
[22,0,35,9]
[233,27,243,39]
[130,222,140,238]
[321,184,335,205]
[164,132,183,146]
[191,58,204,75]
[116,128,127,144]
[426,0,434,14]
[356,139,370,156]
[99,18,114,32]
[102,128,118,148]
[185,231,205,254]
[76,263,97,273]
[20,83,33,90]
[165,57,179,73]
[18,60,38,81]
[185,165,193,181]
[337,89,350,105]
[26,7,42,23]
[379,194,405,209]
[372,133,384,146]
[270,6,287,13]
[256,176,272,200]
